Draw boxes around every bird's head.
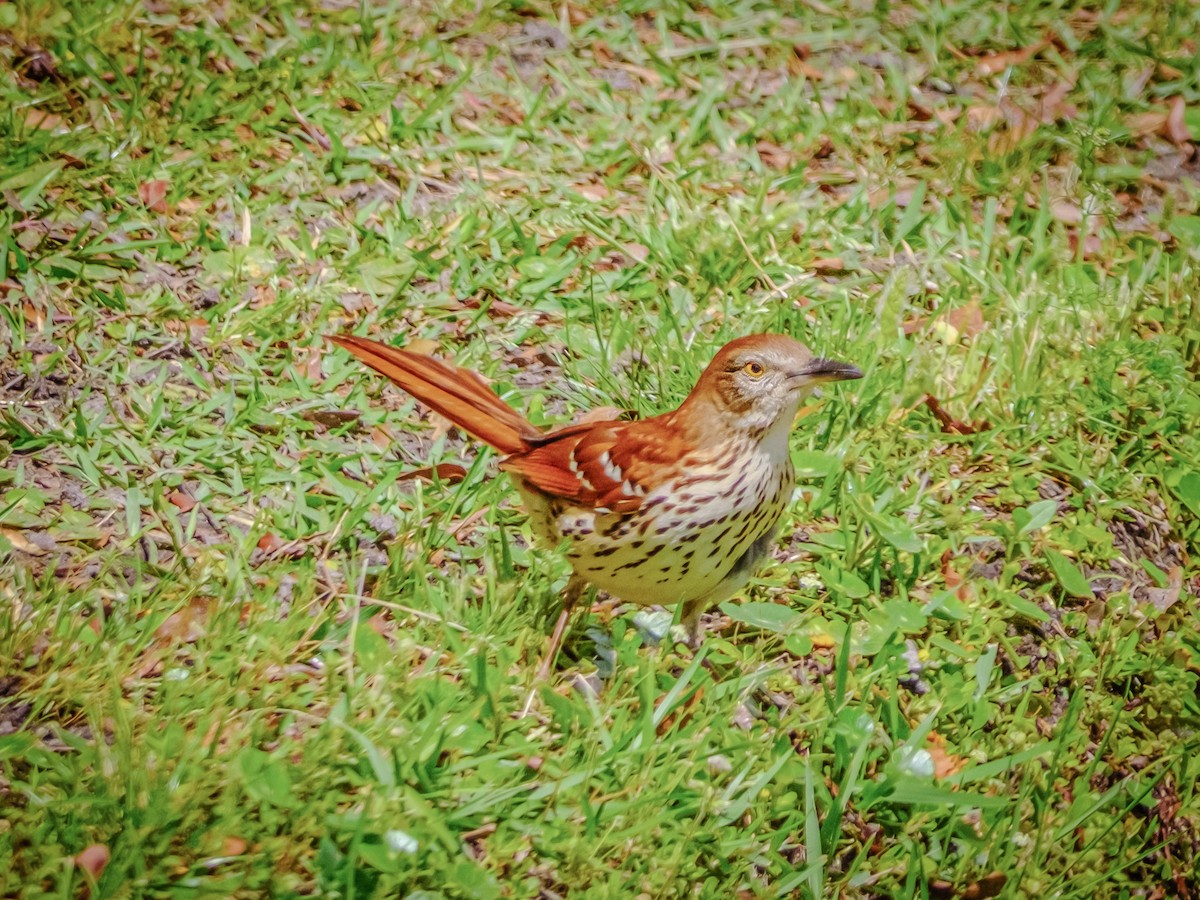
[685,333,862,438]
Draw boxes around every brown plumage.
[330,333,861,672]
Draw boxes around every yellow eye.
[743,361,765,377]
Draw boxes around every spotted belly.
[514,459,794,607]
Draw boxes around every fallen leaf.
[943,300,985,340]
[809,256,848,274]
[927,732,968,779]
[24,108,64,131]
[962,872,1008,900]
[0,527,49,555]
[1049,198,1083,224]
[921,394,991,435]
[457,295,531,319]
[405,338,440,356]
[974,40,1048,77]
[624,242,650,263]
[1165,95,1192,146]
[1126,109,1168,138]
[155,597,215,644]
[74,844,110,880]
[574,405,626,425]
[1144,566,1183,613]
[138,179,170,213]
[396,463,469,484]
[575,181,610,201]
[656,685,704,736]
[755,139,793,170]
[301,409,361,429]
[789,45,826,81]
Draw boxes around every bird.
[330,332,862,677]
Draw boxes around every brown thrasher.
[331,333,861,674]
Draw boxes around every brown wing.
[501,413,683,513]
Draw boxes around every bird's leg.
[680,598,708,649]
[536,574,587,681]
[522,574,588,717]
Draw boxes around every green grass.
[3,0,1200,896]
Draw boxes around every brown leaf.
[1049,198,1082,225]
[396,463,469,484]
[155,597,215,645]
[457,295,528,319]
[575,181,610,201]
[755,139,793,170]
[1144,566,1184,613]
[789,45,826,81]
[966,104,1005,131]
[624,242,650,263]
[974,40,1048,77]
[1126,109,1168,138]
[74,843,110,880]
[301,409,361,429]
[138,179,170,214]
[944,300,985,339]
[921,394,991,435]
[24,108,65,131]
[0,527,49,555]
[1165,95,1192,146]
[962,872,1008,900]
[574,405,626,425]
[809,256,848,274]
[405,338,440,356]
[656,685,704,736]
[928,732,967,779]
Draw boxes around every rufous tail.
[328,335,541,454]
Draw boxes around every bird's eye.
[743,361,765,378]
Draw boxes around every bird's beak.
[791,358,863,383]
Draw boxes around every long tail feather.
[328,335,540,455]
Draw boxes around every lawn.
[2,0,1200,896]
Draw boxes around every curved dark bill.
[795,358,863,382]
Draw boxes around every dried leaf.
[921,394,991,435]
[575,181,610,201]
[624,242,650,263]
[1165,95,1192,145]
[927,732,967,779]
[155,597,215,644]
[755,140,793,170]
[974,40,1048,77]
[1049,198,1083,224]
[809,256,848,274]
[24,108,65,131]
[257,533,281,553]
[138,179,170,213]
[943,300,985,340]
[0,527,49,555]
[1144,566,1183,613]
[1126,109,1168,138]
[396,463,469,484]
[574,405,626,425]
[301,409,361,428]
[74,844,110,881]
[405,338,440,356]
